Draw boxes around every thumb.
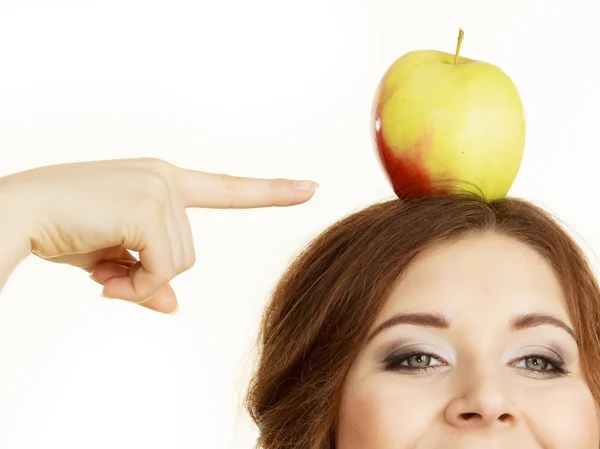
[91,261,179,314]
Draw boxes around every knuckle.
[139,157,172,171]
[131,295,152,305]
[219,173,242,191]
[272,178,290,191]
[120,221,144,251]
[151,158,176,178]
[157,265,177,284]
[141,172,171,205]
[140,158,177,190]
[216,173,246,208]
[184,248,196,271]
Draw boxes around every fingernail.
[100,292,116,299]
[291,180,319,192]
[169,304,180,315]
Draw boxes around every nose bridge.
[444,353,516,427]
[464,365,509,410]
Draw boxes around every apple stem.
[453,28,464,64]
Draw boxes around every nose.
[444,370,517,429]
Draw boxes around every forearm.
[0,180,33,294]
[0,231,30,295]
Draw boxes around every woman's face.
[336,232,599,448]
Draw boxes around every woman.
[1,157,599,448]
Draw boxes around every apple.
[372,29,526,200]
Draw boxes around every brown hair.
[245,194,600,448]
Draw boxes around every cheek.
[336,374,438,449]
[520,381,599,447]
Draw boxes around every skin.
[337,232,599,448]
[0,158,318,313]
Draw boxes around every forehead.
[379,232,571,324]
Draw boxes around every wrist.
[0,175,34,263]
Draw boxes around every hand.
[0,158,318,314]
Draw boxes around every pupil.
[526,357,547,370]
[409,355,430,367]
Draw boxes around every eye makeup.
[378,343,573,379]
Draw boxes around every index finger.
[175,168,319,209]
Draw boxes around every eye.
[509,354,570,378]
[382,351,570,378]
[383,351,448,373]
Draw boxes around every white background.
[0,0,598,448]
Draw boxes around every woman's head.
[245,195,600,448]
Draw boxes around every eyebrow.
[365,311,577,344]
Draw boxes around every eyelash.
[383,351,571,378]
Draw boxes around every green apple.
[372,29,526,200]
